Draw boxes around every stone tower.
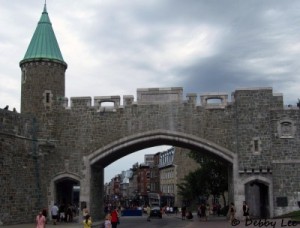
[19,4,67,115]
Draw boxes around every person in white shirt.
[104,214,112,228]
[51,204,59,225]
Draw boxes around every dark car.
[150,206,162,218]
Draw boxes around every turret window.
[46,93,50,103]
[43,90,53,107]
[251,137,262,155]
[22,69,26,83]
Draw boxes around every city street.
[1,214,226,228]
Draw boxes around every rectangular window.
[22,69,26,83]
[254,139,259,152]
[46,92,50,103]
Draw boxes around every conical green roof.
[20,4,67,66]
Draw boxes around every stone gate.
[1,4,300,225]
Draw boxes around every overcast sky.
[1,0,300,181]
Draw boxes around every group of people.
[196,203,211,221]
[82,206,120,228]
[35,204,60,228]
[35,204,120,228]
[35,201,250,228]
[227,201,250,224]
[181,206,193,220]
[179,201,250,224]
[49,203,79,225]
[103,207,120,228]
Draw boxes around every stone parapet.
[123,95,134,106]
[186,93,197,105]
[200,92,228,109]
[70,97,92,108]
[137,87,183,103]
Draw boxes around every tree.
[177,151,228,207]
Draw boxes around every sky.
[1,0,300,181]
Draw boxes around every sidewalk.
[0,221,103,228]
[1,216,294,228]
[0,215,228,228]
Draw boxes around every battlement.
[60,87,284,111]
[200,92,228,109]
[137,87,183,103]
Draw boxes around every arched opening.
[50,173,81,221]
[83,130,238,220]
[55,178,80,207]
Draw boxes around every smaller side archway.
[242,176,273,218]
[49,172,81,219]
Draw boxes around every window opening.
[254,139,259,152]
[46,92,50,103]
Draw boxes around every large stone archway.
[80,130,239,220]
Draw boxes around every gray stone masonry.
[1,87,300,224]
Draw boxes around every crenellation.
[62,97,69,108]
[186,93,197,106]
[94,96,121,108]
[59,88,283,111]
[137,87,183,103]
[200,92,228,109]
[70,97,92,108]
[123,95,134,106]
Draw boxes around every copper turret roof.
[20,4,67,66]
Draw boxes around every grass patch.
[274,210,300,221]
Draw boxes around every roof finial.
[43,0,47,12]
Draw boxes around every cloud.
[2,0,300,178]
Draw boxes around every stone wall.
[0,110,44,224]
[2,86,300,224]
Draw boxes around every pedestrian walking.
[228,202,236,224]
[197,205,201,220]
[146,205,151,222]
[104,213,112,228]
[216,203,221,216]
[200,204,207,221]
[82,206,89,219]
[51,203,59,225]
[111,207,119,228]
[36,210,46,228]
[181,206,186,220]
[243,201,250,221]
[42,208,47,224]
[83,214,92,228]
[205,204,210,220]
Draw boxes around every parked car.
[150,206,162,218]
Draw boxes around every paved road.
[0,215,224,228]
[1,215,297,228]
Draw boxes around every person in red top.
[36,210,46,228]
[110,207,119,228]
